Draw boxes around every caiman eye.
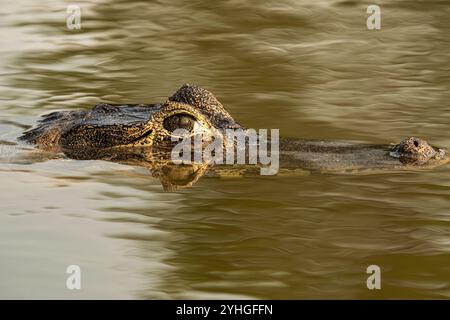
[163,113,196,132]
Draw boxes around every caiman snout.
[390,137,445,165]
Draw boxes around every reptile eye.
[163,113,196,132]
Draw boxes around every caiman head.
[17,85,244,191]
[21,84,243,154]
[390,137,447,165]
[150,84,243,151]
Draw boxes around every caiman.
[19,85,449,191]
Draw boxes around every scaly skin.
[18,85,449,190]
[19,85,241,153]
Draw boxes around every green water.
[0,0,449,299]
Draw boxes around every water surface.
[0,0,449,299]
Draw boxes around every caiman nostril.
[414,140,419,147]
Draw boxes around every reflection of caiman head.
[390,137,446,165]
[150,161,209,192]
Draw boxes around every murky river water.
[0,0,449,299]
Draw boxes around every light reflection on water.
[0,0,449,298]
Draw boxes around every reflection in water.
[0,0,449,298]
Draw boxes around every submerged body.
[278,137,448,172]
[19,85,449,190]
